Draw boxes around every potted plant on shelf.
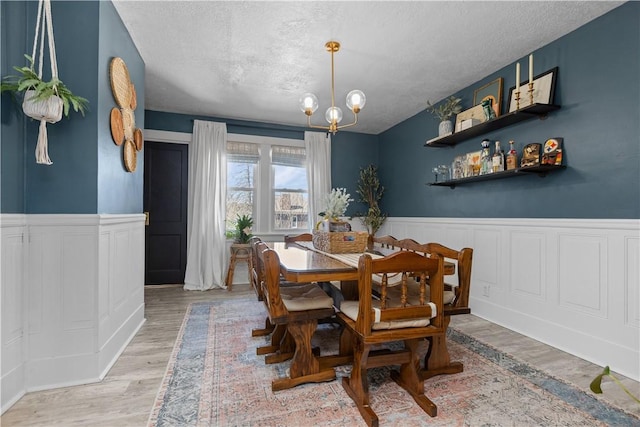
[426,95,462,136]
[233,214,253,245]
[354,164,387,243]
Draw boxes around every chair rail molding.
[1,213,146,414]
[378,217,640,381]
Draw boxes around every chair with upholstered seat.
[256,242,337,391]
[374,237,473,380]
[337,250,446,426]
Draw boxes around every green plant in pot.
[1,54,89,119]
[426,95,462,136]
[233,214,253,244]
[355,164,387,240]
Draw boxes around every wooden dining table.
[270,241,462,377]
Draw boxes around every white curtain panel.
[304,131,332,227]
[184,120,228,291]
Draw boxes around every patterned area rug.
[148,299,639,426]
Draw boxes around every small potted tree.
[355,164,387,246]
[426,96,462,136]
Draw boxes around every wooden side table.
[225,243,252,291]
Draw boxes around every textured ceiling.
[112,1,622,134]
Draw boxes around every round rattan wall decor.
[109,57,132,109]
[123,139,137,172]
[134,128,144,151]
[129,83,137,110]
[110,108,124,146]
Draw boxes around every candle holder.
[515,90,521,110]
[528,82,534,106]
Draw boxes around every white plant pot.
[22,90,63,124]
[438,120,453,136]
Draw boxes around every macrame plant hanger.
[24,0,63,165]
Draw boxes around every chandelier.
[299,41,366,134]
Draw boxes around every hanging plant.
[0,0,89,165]
[1,54,89,119]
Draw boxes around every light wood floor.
[2,283,638,426]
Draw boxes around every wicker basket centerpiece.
[312,230,368,254]
[313,187,366,253]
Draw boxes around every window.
[226,136,309,235]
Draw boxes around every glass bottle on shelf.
[480,139,492,175]
[506,140,518,170]
[492,140,505,172]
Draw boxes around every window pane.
[226,161,255,232]
[226,189,254,231]
[274,191,309,230]
[273,164,307,190]
[273,163,308,230]
[227,161,255,188]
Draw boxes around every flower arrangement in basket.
[313,188,367,253]
[319,188,353,222]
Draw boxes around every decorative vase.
[438,120,453,136]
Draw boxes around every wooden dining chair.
[256,242,337,391]
[254,233,314,361]
[418,242,472,380]
[337,251,446,426]
[379,238,473,380]
[251,237,295,364]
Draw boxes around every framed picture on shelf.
[508,67,558,112]
[455,104,486,131]
[473,77,503,117]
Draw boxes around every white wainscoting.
[1,215,27,412]
[378,217,640,380]
[1,214,146,414]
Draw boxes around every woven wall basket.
[22,90,63,124]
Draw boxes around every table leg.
[271,320,335,391]
[340,280,359,301]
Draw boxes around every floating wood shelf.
[428,165,566,188]
[424,104,561,148]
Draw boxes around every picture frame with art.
[508,67,558,112]
[473,77,503,118]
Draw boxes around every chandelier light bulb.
[346,90,366,113]
[325,106,343,124]
[300,41,364,134]
[299,93,319,116]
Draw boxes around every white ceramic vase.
[438,120,453,136]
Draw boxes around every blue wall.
[379,2,639,219]
[144,110,379,216]
[1,0,28,213]
[97,1,144,214]
[1,0,143,214]
[24,0,100,214]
